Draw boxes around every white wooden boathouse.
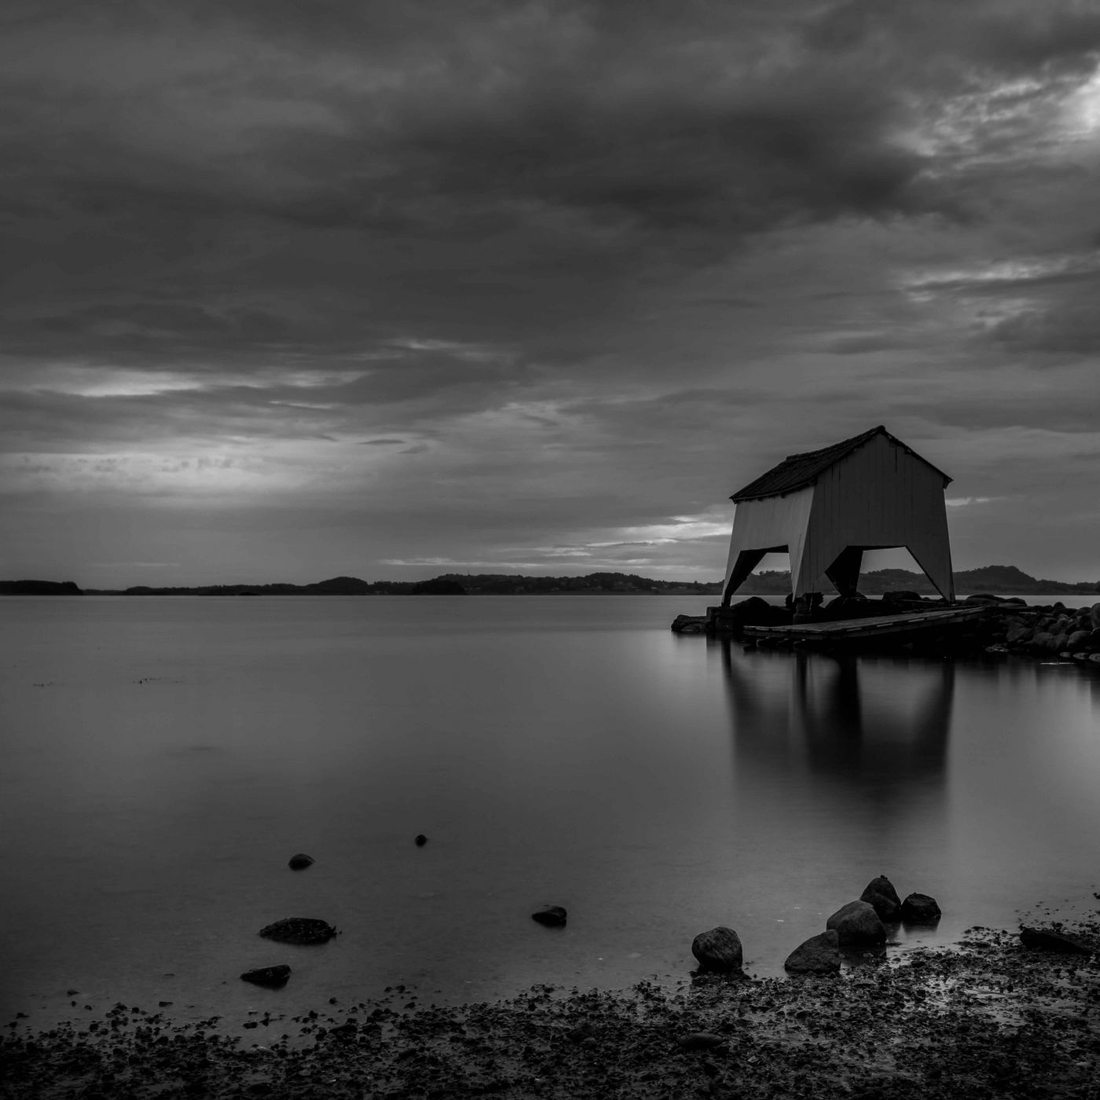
[722,426,956,606]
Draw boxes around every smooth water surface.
[2,595,1098,1027]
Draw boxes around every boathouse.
[722,426,956,605]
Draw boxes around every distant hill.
[115,576,373,596]
[426,572,720,595]
[89,572,721,596]
[736,565,1098,596]
[952,564,1098,594]
[5,566,1097,596]
[0,579,83,595]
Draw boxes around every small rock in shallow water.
[900,893,942,924]
[258,918,338,944]
[532,906,567,927]
[287,853,314,870]
[240,966,291,988]
[691,927,744,973]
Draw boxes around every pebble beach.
[4,912,1097,1100]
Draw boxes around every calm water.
[2,595,1098,1028]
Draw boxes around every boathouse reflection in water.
[718,640,954,851]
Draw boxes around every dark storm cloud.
[806,0,1100,71]
[0,0,934,367]
[988,279,1100,356]
[989,299,1100,355]
[903,381,1100,434]
[3,0,1098,374]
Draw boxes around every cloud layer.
[2,1,1098,583]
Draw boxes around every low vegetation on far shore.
[3,563,1099,597]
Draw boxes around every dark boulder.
[784,930,841,974]
[730,597,790,626]
[822,594,872,620]
[859,876,902,923]
[287,853,314,870]
[1019,927,1091,955]
[671,614,708,634]
[883,591,925,604]
[826,901,886,947]
[258,918,338,944]
[414,834,428,847]
[691,926,744,973]
[900,893,941,924]
[531,906,567,927]
[240,965,291,988]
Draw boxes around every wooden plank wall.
[797,433,954,598]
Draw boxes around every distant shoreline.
[2,565,1098,598]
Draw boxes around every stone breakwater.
[980,598,1100,662]
[672,597,1100,663]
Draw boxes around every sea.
[2,594,1098,1028]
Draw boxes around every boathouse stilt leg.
[722,548,768,607]
[825,546,864,597]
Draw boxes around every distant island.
[2,564,1098,597]
[0,580,84,596]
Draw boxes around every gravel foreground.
[3,919,1098,1100]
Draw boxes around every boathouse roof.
[730,425,952,503]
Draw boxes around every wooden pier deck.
[742,605,988,646]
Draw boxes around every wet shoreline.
[5,914,1097,1099]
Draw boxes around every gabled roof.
[730,425,951,502]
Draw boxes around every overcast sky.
[2,0,1098,586]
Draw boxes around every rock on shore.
[826,900,887,946]
[240,965,291,988]
[859,875,902,922]
[900,893,942,924]
[784,930,841,974]
[257,918,337,944]
[691,926,744,973]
